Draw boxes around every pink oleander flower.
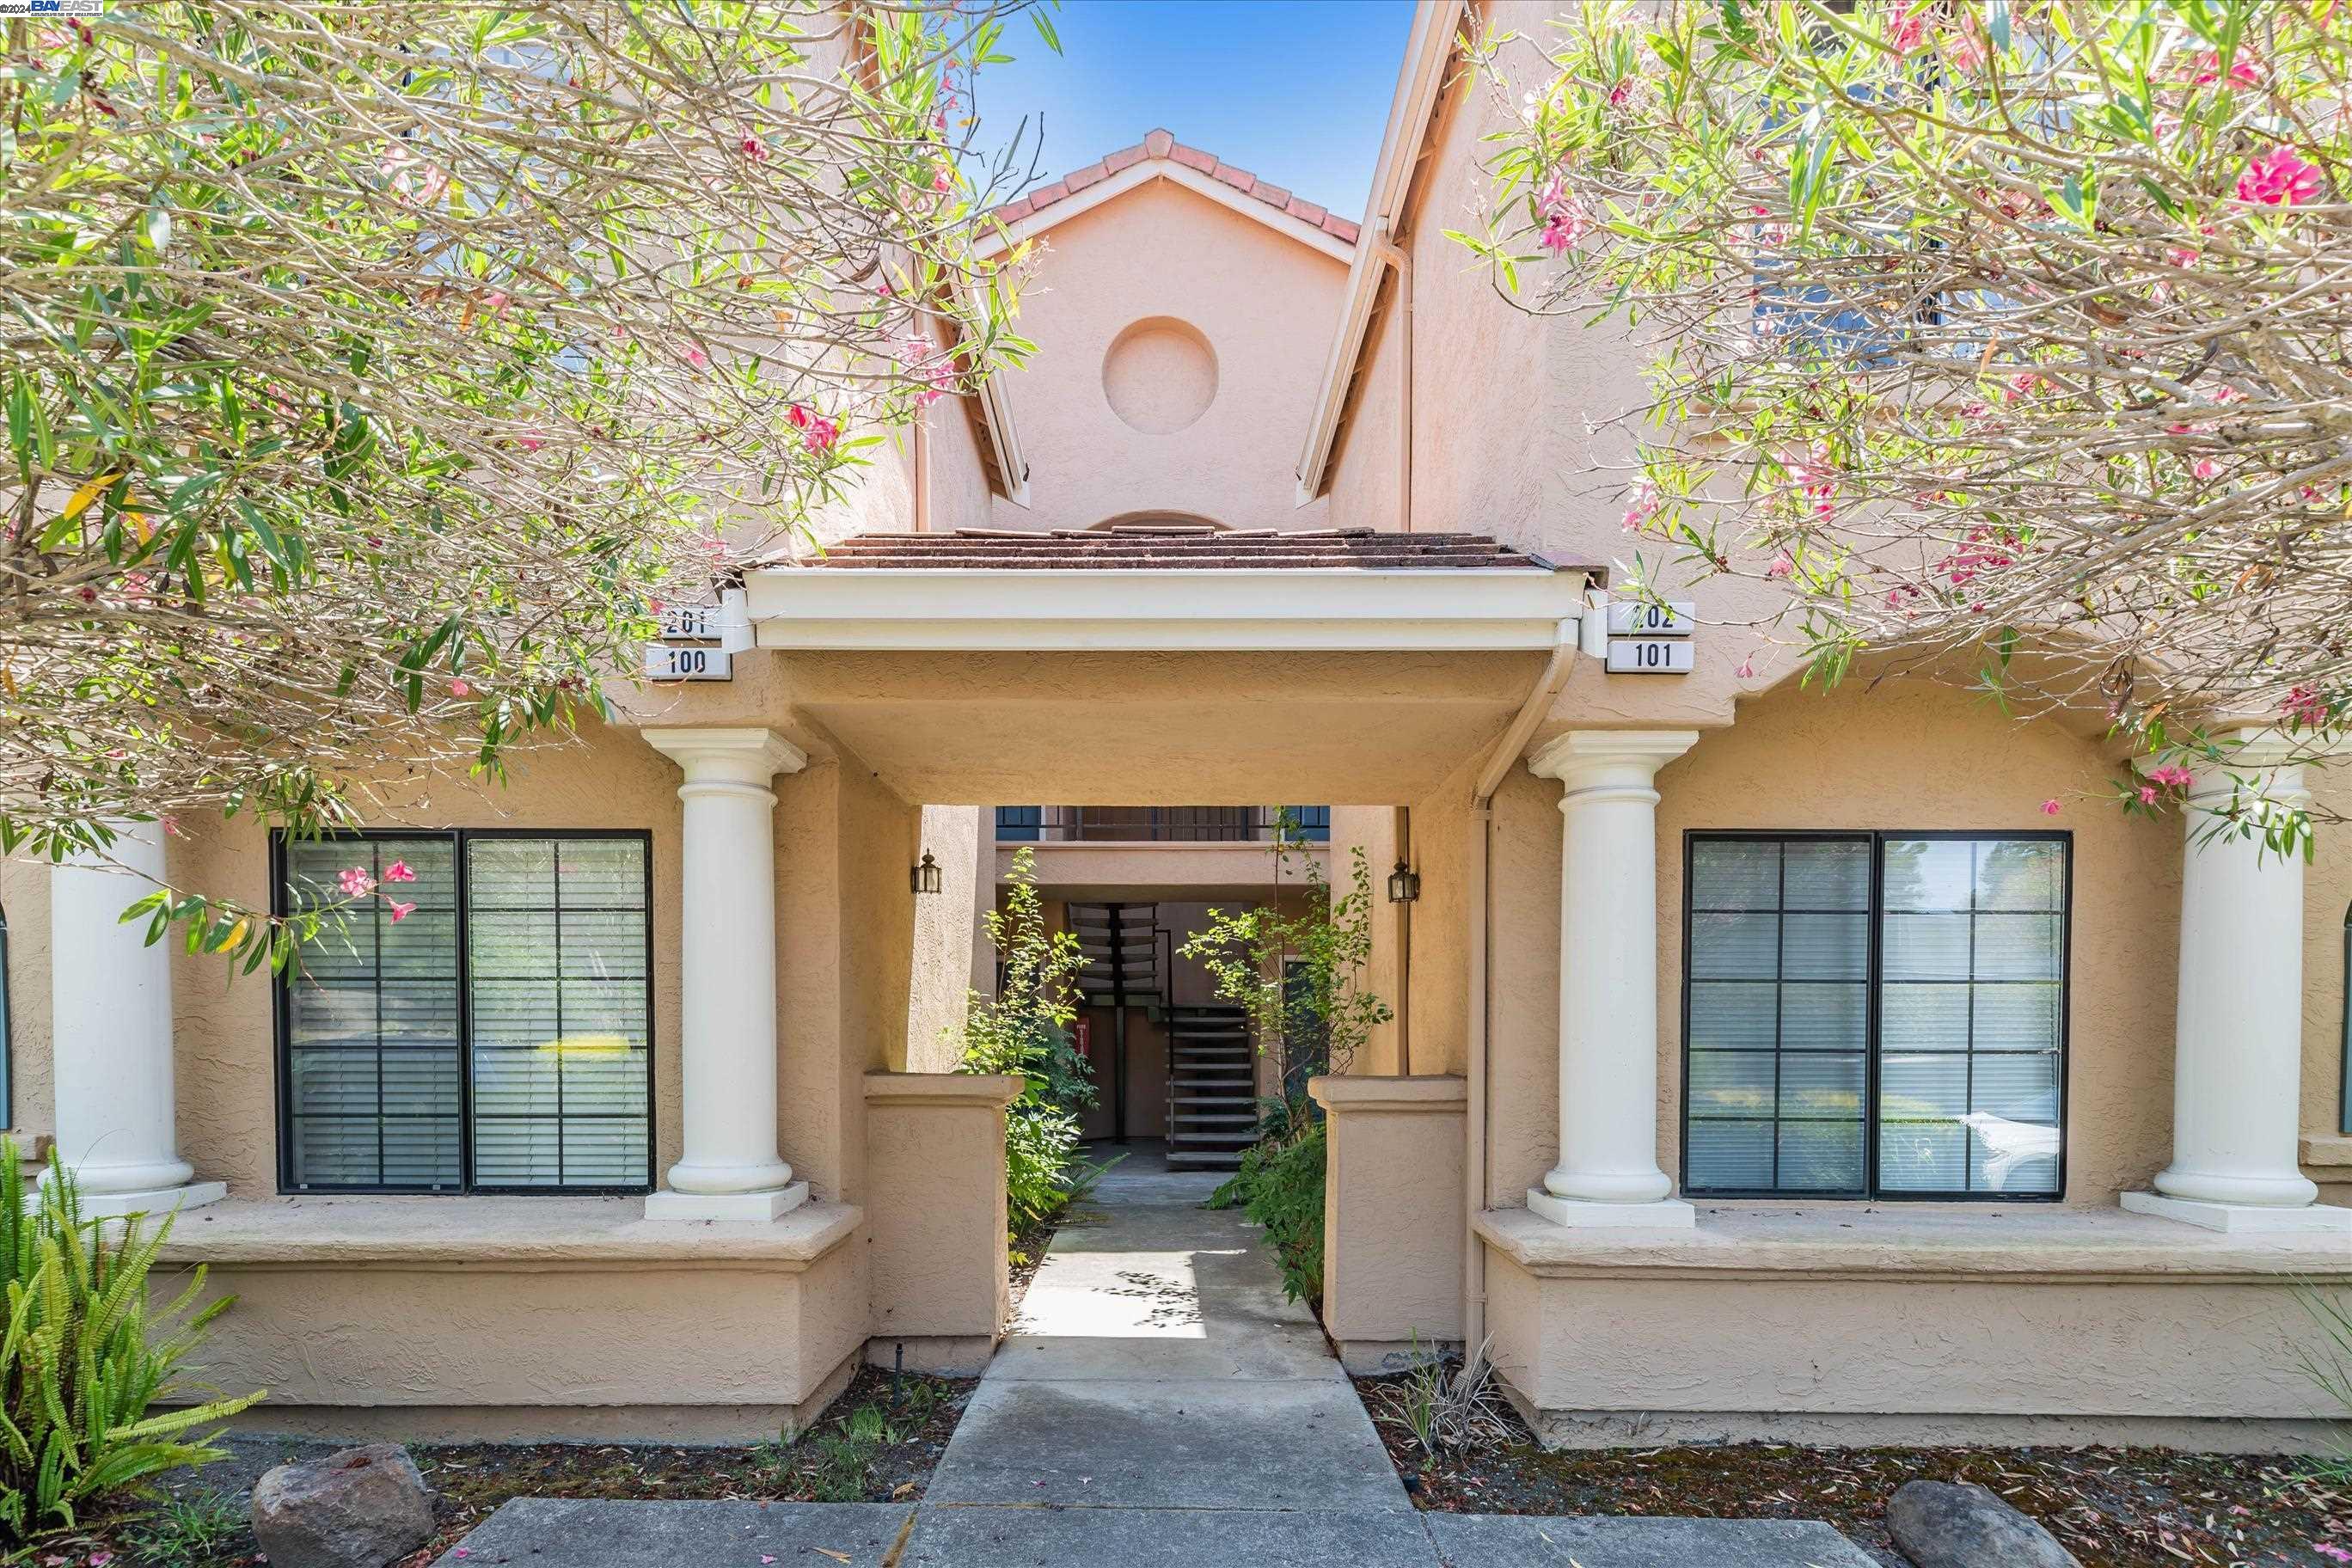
[337,867,376,897]
[1620,477,1662,531]
[788,403,842,452]
[2193,48,2263,88]
[1887,8,1929,56]
[518,434,544,454]
[483,290,510,313]
[1767,554,1794,580]
[740,133,769,162]
[932,161,953,193]
[385,900,417,923]
[2236,146,2324,206]
[2148,764,2195,790]
[1535,173,1590,254]
[1735,657,1756,679]
[2136,784,2160,806]
[2313,1543,2352,1565]
[683,345,710,370]
[2284,685,2330,726]
[2040,799,2062,816]
[383,860,417,884]
[450,677,474,698]
[2192,457,2220,480]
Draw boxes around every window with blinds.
[277,832,652,1193]
[1682,832,2067,1200]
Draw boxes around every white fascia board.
[977,161,1356,266]
[744,567,1583,652]
[1295,0,1467,505]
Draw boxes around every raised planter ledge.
[864,1070,1026,1109]
[1477,1202,2352,1283]
[1308,1073,1467,1111]
[153,1195,862,1269]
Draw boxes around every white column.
[641,727,811,1222]
[2123,731,2350,1235]
[1524,730,1699,1228]
[50,821,224,1217]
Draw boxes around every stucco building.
[23,0,2350,1450]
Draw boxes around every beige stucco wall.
[1443,675,2177,1211]
[1,855,51,1142]
[988,177,1348,533]
[1314,1074,1466,1371]
[863,1073,1016,1373]
[1482,1241,2345,1450]
[905,805,983,1073]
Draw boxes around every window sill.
[153,1193,862,1269]
[1475,1201,2352,1283]
[2302,1135,2352,1169]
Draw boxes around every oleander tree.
[1,0,1048,961]
[1455,0,2352,851]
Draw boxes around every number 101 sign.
[1605,639,1695,674]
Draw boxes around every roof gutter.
[741,565,1585,652]
[1294,0,1466,507]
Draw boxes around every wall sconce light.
[910,851,942,896]
[1387,859,1421,903]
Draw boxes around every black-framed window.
[274,830,653,1194]
[1682,831,2068,1200]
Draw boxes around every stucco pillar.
[2123,732,2351,1235]
[49,821,225,1217]
[1524,731,1699,1228]
[641,727,811,1222]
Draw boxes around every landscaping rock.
[1887,1479,2081,1568]
[251,1442,435,1568]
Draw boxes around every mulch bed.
[1356,1370,2350,1568]
[92,1364,973,1568]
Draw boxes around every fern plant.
[0,1140,263,1539]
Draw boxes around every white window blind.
[1684,833,2066,1200]
[279,832,651,1193]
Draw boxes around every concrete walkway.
[432,1158,1877,1566]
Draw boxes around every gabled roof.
[981,129,1359,264]
[783,524,1558,572]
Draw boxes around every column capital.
[1527,729,1700,792]
[641,726,809,788]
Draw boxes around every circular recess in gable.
[1101,316,1218,434]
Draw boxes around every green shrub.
[1209,1096,1326,1305]
[0,1140,263,1540]
[955,848,1102,1238]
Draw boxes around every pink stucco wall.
[986,175,1350,532]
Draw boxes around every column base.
[2122,1190,2352,1235]
[58,1180,228,1220]
[1527,1189,1695,1229]
[643,1181,809,1222]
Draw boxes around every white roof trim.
[743,566,1583,652]
[977,160,1355,266]
[1295,0,1467,505]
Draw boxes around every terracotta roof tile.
[781,526,1568,573]
[988,128,1357,250]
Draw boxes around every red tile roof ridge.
[987,128,1360,247]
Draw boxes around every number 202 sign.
[1606,639,1695,674]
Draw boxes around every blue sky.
[968,1,1418,222]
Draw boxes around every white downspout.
[1463,608,1583,1356]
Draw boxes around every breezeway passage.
[432,1161,1880,1566]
